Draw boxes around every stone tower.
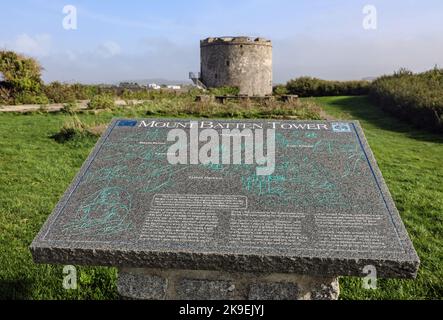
[199,36,272,96]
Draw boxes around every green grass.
[0,96,441,299]
[314,96,443,299]
[0,113,118,299]
[0,100,321,299]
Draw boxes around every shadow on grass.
[0,279,33,299]
[323,96,443,144]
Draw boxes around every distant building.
[167,85,181,90]
[147,83,161,90]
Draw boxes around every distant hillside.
[119,78,190,86]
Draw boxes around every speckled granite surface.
[30,118,419,278]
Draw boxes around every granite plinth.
[117,268,339,300]
[31,118,420,279]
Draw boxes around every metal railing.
[188,72,206,89]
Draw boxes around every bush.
[369,67,443,132]
[273,84,288,95]
[61,102,79,114]
[285,77,370,97]
[71,83,100,100]
[0,50,45,104]
[44,82,77,103]
[0,86,13,105]
[88,94,115,110]
[51,116,101,143]
[143,97,323,120]
[208,86,240,96]
[14,91,49,105]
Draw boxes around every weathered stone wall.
[200,37,272,96]
[117,267,339,300]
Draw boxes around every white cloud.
[9,34,52,57]
[39,38,197,83]
[96,41,122,58]
[66,50,77,61]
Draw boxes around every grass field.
[0,96,441,299]
[316,96,443,299]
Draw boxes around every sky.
[0,0,442,84]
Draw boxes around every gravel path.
[0,99,145,113]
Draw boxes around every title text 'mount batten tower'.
[198,36,273,96]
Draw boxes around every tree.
[0,51,45,103]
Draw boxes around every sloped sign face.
[31,118,419,278]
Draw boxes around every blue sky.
[0,0,442,83]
